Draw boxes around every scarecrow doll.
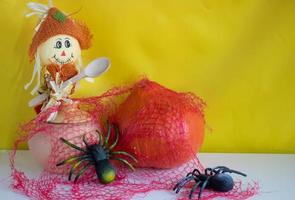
[23,2,109,172]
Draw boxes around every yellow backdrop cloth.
[0,0,294,152]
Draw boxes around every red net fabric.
[10,78,258,200]
[113,79,206,169]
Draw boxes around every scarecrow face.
[38,34,81,66]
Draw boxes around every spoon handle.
[28,93,48,107]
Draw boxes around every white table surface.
[0,150,294,200]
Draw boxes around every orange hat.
[29,7,92,61]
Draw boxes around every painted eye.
[55,41,62,49]
[65,40,71,48]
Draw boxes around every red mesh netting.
[112,79,206,169]
[10,78,258,200]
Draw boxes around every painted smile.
[52,53,74,65]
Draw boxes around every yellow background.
[0,0,294,152]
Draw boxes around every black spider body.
[86,144,115,184]
[88,144,109,161]
[208,173,234,192]
[173,166,246,199]
[56,122,137,184]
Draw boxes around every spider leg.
[186,172,194,177]
[192,169,202,175]
[185,169,199,178]
[56,154,91,166]
[96,130,104,146]
[173,175,193,191]
[174,176,195,194]
[104,121,112,146]
[74,162,92,183]
[213,166,228,173]
[112,157,135,171]
[82,134,89,147]
[213,166,246,177]
[173,176,192,191]
[68,157,94,181]
[198,177,211,200]
[189,181,202,199]
[109,125,119,150]
[60,137,86,152]
[69,159,85,181]
[214,166,229,170]
[230,169,247,177]
[205,168,213,175]
[110,151,137,163]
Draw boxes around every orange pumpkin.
[113,79,205,169]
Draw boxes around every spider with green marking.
[56,122,137,184]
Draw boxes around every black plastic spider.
[173,166,247,199]
[56,122,137,184]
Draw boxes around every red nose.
[61,51,66,56]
